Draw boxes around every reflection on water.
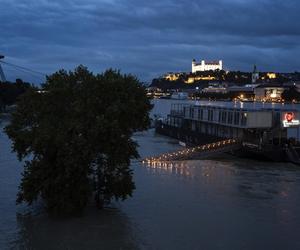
[144,161,194,178]
[143,158,299,202]
[10,206,139,250]
[127,129,300,249]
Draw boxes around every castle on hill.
[192,59,223,73]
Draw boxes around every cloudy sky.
[0,0,299,83]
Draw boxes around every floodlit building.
[227,84,258,97]
[163,72,182,81]
[192,59,223,73]
[254,84,286,101]
[202,82,227,94]
[184,75,216,84]
[267,72,276,79]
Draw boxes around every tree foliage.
[0,79,32,111]
[281,86,300,102]
[5,66,152,215]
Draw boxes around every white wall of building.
[192,60,223,73]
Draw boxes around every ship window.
[228,112,233,124]
[208,110,214,121]
[221,111,227,123]
[234,112,240,125]
[241,112,247,126]
[189,108,193,118]
[198,109,204,120]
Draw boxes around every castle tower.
[219,60,223,70]
[192,59,197,73]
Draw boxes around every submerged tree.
[5,66,152,215]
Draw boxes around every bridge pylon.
[0,55,7,82]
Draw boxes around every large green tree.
[5,66,152,215]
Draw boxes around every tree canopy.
[281,86,300,102]
[0,79,32,111]
[5,66,152,215]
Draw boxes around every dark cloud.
[0,0,299,83]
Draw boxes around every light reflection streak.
[141,160,226,180]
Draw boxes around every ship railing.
[170,110,184,116]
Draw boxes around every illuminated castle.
[192,59,223,73]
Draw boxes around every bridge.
[143,139,241,163]
[0,54,46,82]
[0,55,6,82]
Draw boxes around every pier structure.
[161,103,300,145]
[143,139,240,163]
[154,102,300,163]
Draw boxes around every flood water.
[1,100,300,249]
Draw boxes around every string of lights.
[142,139,238,164]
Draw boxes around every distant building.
[254,84,286,101]
[202,86,227,94]
[163,72,183,81]
[227,84,258,94]
[227,84,257,99]
[171,92,189,100]
[184,75,216,84]
[267,72,276,79]
[192,59,223,73]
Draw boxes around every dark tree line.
[0,79,33,111]
[281,86,300,102]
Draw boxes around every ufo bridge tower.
[0,55,6,82]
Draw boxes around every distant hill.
[150,70,300,90]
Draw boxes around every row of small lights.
[142,139,236,163]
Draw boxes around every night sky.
[0,0,299,83]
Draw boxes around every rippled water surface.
[1,100,300,249]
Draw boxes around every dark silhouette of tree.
[5,66,152,215]
[281,86,300,102]
[0,80,32,110]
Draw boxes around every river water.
[1,100,300,249]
